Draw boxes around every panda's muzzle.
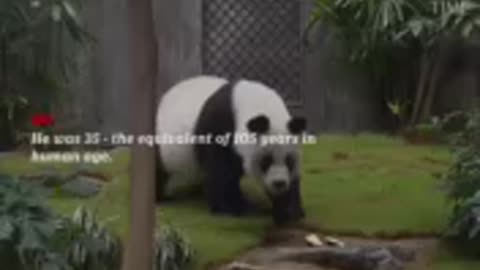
[265,166,290,195]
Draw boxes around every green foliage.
[307,0,480,63]
[0,175,122,270]
[155,226,194,270]
[445,191,480,256]
[0,174,198,270]
[0,174,68,270]
[306,0,480,126]
[60,207,122,270]
[443,110,480,255]
[0,0,93,149]
[402,118,446,144]
[443,111,480,205]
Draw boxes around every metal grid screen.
[202,0,303,106]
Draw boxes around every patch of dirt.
[215,227,439,270]
[306,168,323,175]
[421,157,448,166]
[332,152,350,161]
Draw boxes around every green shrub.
[0,175,121,270]
[0,174,64,270]
[402,118,446,144]
[445,191,480,256]
[443,110,480,255]
[0,174,196,270]
[61,207,122,270]
[444,111,480,204]
[155,226,194,270]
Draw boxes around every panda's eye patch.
[260,154,273,172]
[285,154,295,171]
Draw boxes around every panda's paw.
[272,204,306,226]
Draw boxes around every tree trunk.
[122,0,158,269]
[408,53,430,126]
[419,48,446,122]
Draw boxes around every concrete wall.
[153,0,203,102]
[67,0,131,133]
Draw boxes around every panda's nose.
[272,180,288,191]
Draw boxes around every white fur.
[155,76,227,187]
[231,80,292,175]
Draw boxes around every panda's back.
[156,76,228,178]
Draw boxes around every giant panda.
[155,75,307,224]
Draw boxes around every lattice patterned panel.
[202,0,303,106]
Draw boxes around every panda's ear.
[247,115,270,134]
[288,117,307,134]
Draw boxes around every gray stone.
[59,175,104,198]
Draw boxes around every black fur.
[270,177,305,225]
[247,115,270,134]
[288,117,307,134]
[193,81,248,216]
[155,145,170,202]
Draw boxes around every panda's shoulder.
[233,80,290,116]
[156,76,228,112]
[232,79,291,133]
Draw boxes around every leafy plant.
[155,226,194,270]
[443,110,480,255]
[0,174,67,270]
[1,175,196,270]
[440,110,470,134]
[306,0,480,128]
[443,111,480,204]
[0,175,122,270]
[0,0,94,149]
[387,98,410,129]
[445,190,480,256]
[60,207,122,270]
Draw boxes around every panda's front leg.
[271,177,305,225]
[204,147,248,216]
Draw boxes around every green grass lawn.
[1,134,480,269]
[302,134,452,236]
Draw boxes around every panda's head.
[244,114,306,197]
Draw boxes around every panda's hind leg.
[155,147,171,202]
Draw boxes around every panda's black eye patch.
[285,154,296,172]
[260,154,273,173]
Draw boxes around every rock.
[227,262,266,270]
[60,175,104,198]
[362,247,405,270]
[386,245,416,262]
